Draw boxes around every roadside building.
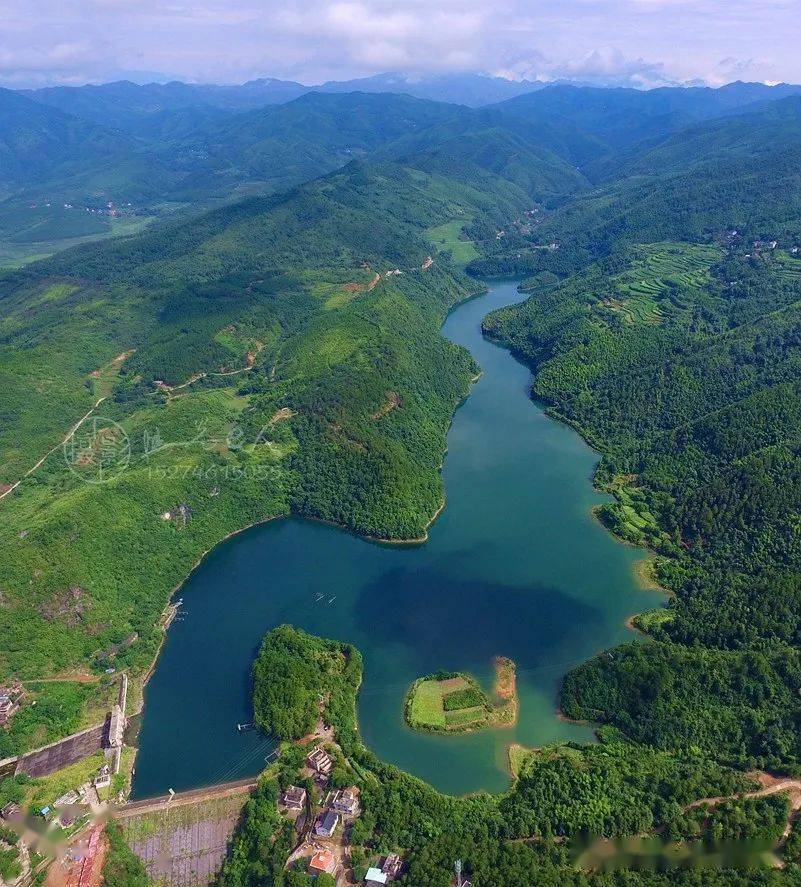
[308,848,338,876]
[0,694,16,726]
[365,867,388,886]
[306,746,333,775]
[280,785,306,811]
[327,787,359,816]
[382,853,402,879]
[59,809,78,828]
[314,810,339,838]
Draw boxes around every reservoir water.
[132,279,662,798]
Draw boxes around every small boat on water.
[328,596,336,604]
[314,593,324,601]
[237,722,255,732]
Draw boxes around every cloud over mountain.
[0,0,796,88]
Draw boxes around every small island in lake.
[404,656,518,733]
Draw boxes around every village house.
[382,853,402,879]
[0,683,24,727]
[365,867,388,886]
[94,765,111,789]
[327,787,359,816]
[306,746,333,775]
[280,785,306,811]
[314,810,339,838]
[308,848,338,877]
[58,809,78,828]
[0,695,16,726]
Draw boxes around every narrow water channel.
[132,279,662,798]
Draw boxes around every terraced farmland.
[774,250,801,281]
[604,242,721,325]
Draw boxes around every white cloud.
[0,0,797,88]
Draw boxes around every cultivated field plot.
[406,660,518,734]
[774,251,801,281]
[121,796,246,886]
[426,219,479,266]
[605,242,721,325]
[407,674,489,730]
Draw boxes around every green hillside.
[0,160,528,741]
[7,78,801,883]
[487,232,801,772]
[469,96,801,278]
[0,90,586,267]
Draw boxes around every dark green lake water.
[132,280,662,798]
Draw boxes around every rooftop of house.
[316,810,339,835]
[309,849,337,874]
[329,787,359,813]
[365,868,388,885]
[308,746,332,761]
[382,853,402,875]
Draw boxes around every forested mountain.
[0,87,135,188]
[156,91,475,197]
[7,74,801,882]
[495,81,801,162]
[374,107,594,196]
[603,94,801,180]
[23,72,545,128]
[4,78,800,269]
[0,156,530,696]
[469,94,801,278]
[314,71,546,106]
[0,88,590,264]
[22,77,311,130]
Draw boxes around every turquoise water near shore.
[132,279,662,798]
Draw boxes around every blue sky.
[1,0,799,89]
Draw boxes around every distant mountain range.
[2,74,801,262]
[20,72,547,120]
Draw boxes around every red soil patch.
[269,408,296,425]
[370,391,402,420]
[438,677,468,693]
[494,656,516,701]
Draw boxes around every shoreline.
[404,658,519,736]
[488,306,669,648]
[123,274,656,799]
[125,354,486,778]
